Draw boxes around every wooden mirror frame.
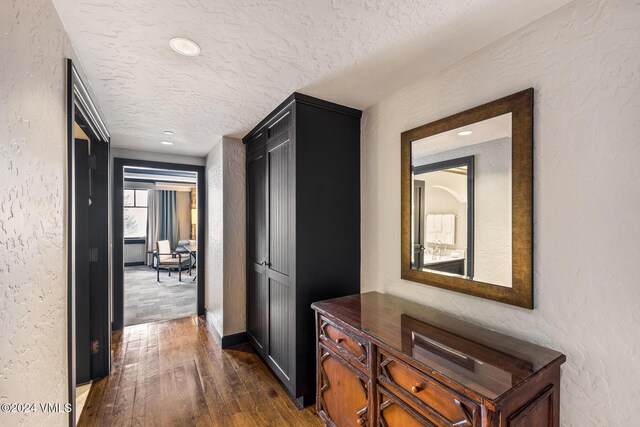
[401,88,533,309]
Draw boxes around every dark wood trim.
[221,332,250,349]
[112,158,206,331]
[67,58,112,426]
[203,309,249,348]
[65,58,75,427]
[242,92,362,143]
[124,238,145,245]
[124,261,145,267]
[401,88,534,309]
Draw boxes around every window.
[124,189,148,238]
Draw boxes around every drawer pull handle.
[411,385,422,394]
[356,418,365,425]
[336,338,345,344]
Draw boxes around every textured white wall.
[0,0,87,425]
[176,191,192,241]
[222,137,246,336]
[360,0,640,425]
[205,138,224,336]
[205,136,246,338]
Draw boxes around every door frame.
[66,58,111,427]
[112,158,206,330]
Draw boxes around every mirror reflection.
[411,112,513,287]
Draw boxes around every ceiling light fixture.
[160,141,174,146]
[169,37,201,56]
[163,130,174,135]
[457,130,473,136]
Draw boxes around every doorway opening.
[113,159,205,331]
[67,59,111,426]
[122,167,198,326]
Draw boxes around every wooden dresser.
[312,292,566,426]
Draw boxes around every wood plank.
[78,316,322,427]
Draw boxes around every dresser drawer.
[319,316,369,374]
[378,352,479,427]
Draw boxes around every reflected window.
[124,189,148,238]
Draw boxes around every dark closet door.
[74,139,91,385]
[266,129,294,387]
[88,140,110,379]
[247,147,268,351]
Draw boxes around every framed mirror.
[401,89,533,308]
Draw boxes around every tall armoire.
[244,93,361,406]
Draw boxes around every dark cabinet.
[244,93,362,406]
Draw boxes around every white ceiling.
[413,112,512,159]
[52,0,571,157]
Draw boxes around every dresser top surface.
[312,292,565,401]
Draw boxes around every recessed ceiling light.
[457,130,473,136]
[169,37,201,56]
[163,130,174,135]
[160,141,174,146]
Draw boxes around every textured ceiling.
[52,0,572,156]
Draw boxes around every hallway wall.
[0,0,102,425]
[360,0,640,425]
[204,136,246,338]
[176,191,192,241]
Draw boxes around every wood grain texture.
[77,316,322,427]
[317,344,369,427]
[313,293,565,426]
[400,88,534,308]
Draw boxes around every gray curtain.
[158,190,179,248]
[146,190,159,261]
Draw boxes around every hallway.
[78,317,322,426]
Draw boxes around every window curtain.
[158,190,179,248]
[146,190,159,262]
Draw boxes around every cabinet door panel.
[318,345,369,427]
[248,269,267,350]
[267,136,291,276]
[248,153,266,266]
[269,278,291,379]
[247,150,268,350]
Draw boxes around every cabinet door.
[378,388,435,427]
[266,130,294,382]
[318,345,370,426]
[247,149,268,350]
[267,131,292,277]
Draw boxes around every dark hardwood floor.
[78,316,323,427]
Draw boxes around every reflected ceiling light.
[457,130,473,136]
[160,141,174,145]
[163,130,174,135]
[169,37,201,56]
